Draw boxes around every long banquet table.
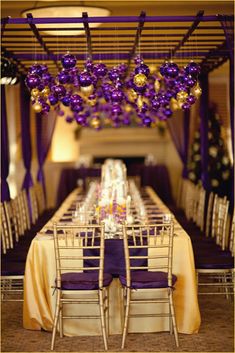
[23,186,201,336]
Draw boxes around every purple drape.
[1,86,11,201]
[36,110,57,201]
[167,109,190,178]
[20,79,33,191]
[219,15,234,156]
[199,74,210,191]
[219,16,234,209]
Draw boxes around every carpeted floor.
[1,295,234,352]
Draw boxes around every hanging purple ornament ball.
[165,62,179,78]
[61,53,77,69]
[29,64,44,76]
[40,64,48,74]
[159,61,169,77]
[51,84,66,98]
[65,116,74,123]
[58,110,65,116]
[187,94,196,105]
[42,72,53,85]
[93,63,108,78]
[58,70,70,84]
[142,116,152,127]
[48,94,58,106]
[134,55,143,65]
[41,102,50,114]
[26,74,41,89]
[71,104,83,113]
[112,103,122,115]
[135,63,150,77]
[141,102,149,113]
[151,98,161,111]
[109,68,120,82]
[185,61,200,77]
[182,102,191,110]
[61,94,71,106]
[70,94,83,106]
[75,114,86,125]
[162,107,173,118]
[79,71,93,87]
[184,74,196,88]
[111,88,123,103]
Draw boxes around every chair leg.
[51,290,61,351]
[169,302,173,334]
[99,290,108,351]
[169,291,179,347]
[104,288,109,337]
[59,302,63,338]
[121,287,131,349]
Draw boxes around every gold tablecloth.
[23,187,201,335]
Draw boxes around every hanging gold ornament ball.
[137,95,144,109]
[191,83,202,98]
[31,88,40,98]
[90,118,100,129]
[154,79,161,93]
[88,98,97,107]
[127,88,137,102]
[149,64,156,74]
[134,73,147,87]
[176,90,188,102]
[124,104,132,113]
[151,120,157,128]
[81,84,94,97]
[32,102,42,113]
[170,98,180,111]
[42,86,50,97]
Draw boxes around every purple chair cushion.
[119,271,177,289]
[195,255,234,269]
[59,272,113,290]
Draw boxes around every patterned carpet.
[1,295,234,352]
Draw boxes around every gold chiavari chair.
[196,201,234,298]
[205,192,215,238]
[29,186,39,225]
[1,203,8,254]
[196,186,206,231]
[51,223,113,351]
[1,202,25,302]
[120,218,179,349]
[35,182,46,215]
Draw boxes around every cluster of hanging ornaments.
[25,53,202,129]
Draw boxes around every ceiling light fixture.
[21,5,111,36]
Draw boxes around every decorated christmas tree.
[187,104,231,196]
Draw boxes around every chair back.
[2,200,18,248]
[1,203,8,254]
[35,182,46,215]
[29,186,39,224]
[53,223,105,289]
[229,212,234,257]
[205,192,215,237]
[196,186,206,231]
[122,217,174,288]
[216,199,229,250]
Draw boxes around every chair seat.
[196,255,234,269]
[119,271,177,289]
[58,272,113,290]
